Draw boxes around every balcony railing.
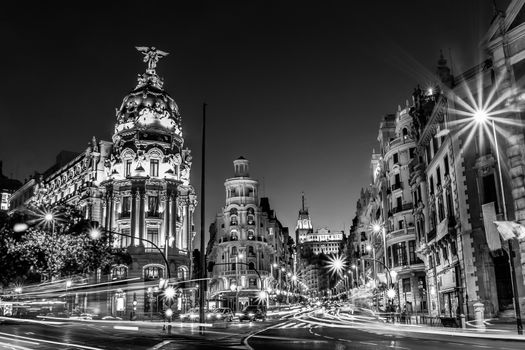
[391,182,403,191]
[391,203,413,214]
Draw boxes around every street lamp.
[473,109,523,335]
[66,279,72,313]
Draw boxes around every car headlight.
[235,313,242,317]
[190,314,198,318]
[248,313,254,317]
[216,314,222,319]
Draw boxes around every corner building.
[10,48,196,317]
[207,158,291,311]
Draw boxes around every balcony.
[391,203,413,214]
[391,182,403,191]
[146,211,161,218]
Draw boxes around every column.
[163,194,170,248]
[170,193,177,248]
[131,189,138,246]
[139,191,145,246]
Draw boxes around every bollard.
[460,314,466,329]
[473,302,485,330]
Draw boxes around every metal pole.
[492,119,523,334]
[199,103,207,334]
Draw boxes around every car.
[239,305,266,322]
[180,308,200,322]
[212,307,234,322]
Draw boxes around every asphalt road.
[0,318,270,350]
[245,313,525,350]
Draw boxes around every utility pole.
[199,103,207,335]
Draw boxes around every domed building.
[206,158,292,311]
[9,47,197,318]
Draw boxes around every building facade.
[206,157,291,311]
[0,162,22,212]
[9,47,197,317]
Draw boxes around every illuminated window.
[144,266,162,280]
[122,196,131,217]
[146,228,159,250]
[120,228,131,247]
[148,196,158,216]
[112,265,128,280]
[150,159,159,177]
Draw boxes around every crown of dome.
[113,47,182,137]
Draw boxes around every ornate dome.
[113,47,182,138]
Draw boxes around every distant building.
[0,161,22,212]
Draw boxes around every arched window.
[111,265,128,280]
[248,262,255,270]
[231,246,238,256]
[230,230,238,241]
[402,128,408,140]
[177,266,188,279]
[144,265,163,280]
[248,246,255,257]
[247,230,254,240]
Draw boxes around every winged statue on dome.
[136,46,169,71]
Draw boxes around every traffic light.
[207,261,215,272]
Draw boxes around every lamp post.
[66,279,72,313]
[89,228,171,279]
[474,110,523,334]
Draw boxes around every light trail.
[0,332,104,350]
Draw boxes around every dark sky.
[0,1,497,246]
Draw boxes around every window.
[148,196,158,215]
[409,147,415,159]
[125,160,132,177]
[398,220,404,230]
[432,135,439,157]
[483,174,499,213]
[446,190,454,219]
[436,167,441,186]
[438,194,445,222]
[396,196,402,209]
[426,144,432,163]
[248,231,254,240]
[451,240,457,256]
[231,246,237,256]
[112,266,127,280]
[442,245,448,262]
[402,128,408,140]
[444,154,450,176]
[429,254,434,269]
[231,263,236,271]
[249,278,257,288]
[150,159,159,177]
[144,266,162,280]
[409,240,417,264]
[146,228,159,249]
[122,196,131,217]
[429,176,434,195]
[120,228,131,247]
[393,153,399,164]
[435,251,441,265]
[403,278,411,293]
[248,246,255,257]
[177,266,188,279]
[248,262,255,270]
[230,231,238,240]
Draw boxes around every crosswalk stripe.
[281,322,296,328]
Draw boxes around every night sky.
[0,1,497,246]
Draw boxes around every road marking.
[281,322,296,328]
[0,331,103,350]
[24,332,34,335]
[360,341,378,346]
[0,343,33,350]
[0,336,39,345]
[291,322,307,328]
[148,340,172,350]
[472,346,491,349]
[113,325,139,331]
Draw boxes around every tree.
[0,205,131,286]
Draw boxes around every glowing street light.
[164,286,176,300]
[326,254,347,276]
[386,288,396,299]
[473,108,489,123]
